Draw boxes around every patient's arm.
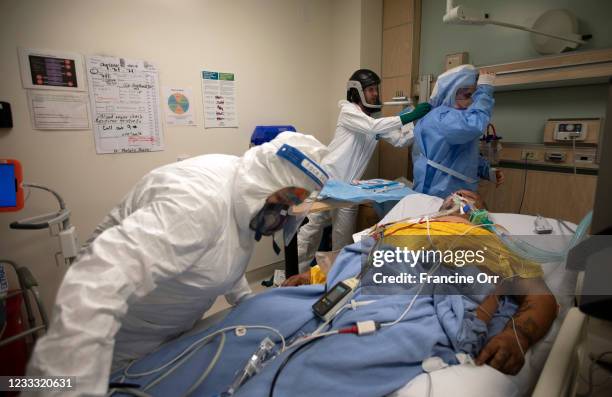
[475,278,558,375]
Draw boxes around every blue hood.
[429,64,478,108]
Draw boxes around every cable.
[426,371,433,397]
[118,325,285,396]
[572,136,577,176]
[518,157,528,214]
[269,337,318,397]
[509,316,525,357]
[114,388,153,397]
[124,325,285,378]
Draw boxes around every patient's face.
[440,190,485,212]
[454,86,476,109]
[436,215,472,224]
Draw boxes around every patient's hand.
[476,278,558,375]
[475,328,529,375]
[282,271,311,287]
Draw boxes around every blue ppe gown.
[412,67,495,198]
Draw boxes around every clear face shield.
[248,144,329,247]
[276,144,329,245]
[346,80,382,111]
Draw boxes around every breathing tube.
[447,194,593,264]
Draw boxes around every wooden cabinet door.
[479,167,596,223]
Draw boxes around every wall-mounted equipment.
[443,1,590,54]
[445,52,469,71]
[0,102,13,128]
[383,91,412,109]
[544,118,601,145]
[4,159,79,265]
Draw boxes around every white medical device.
[534,215,553,235]
[443,1,588,54]
[553,121,588,141]
[9,183,79,265]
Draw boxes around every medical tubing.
[22,183,70,229]
[142,335,213,391]
[183,333,226,397]
[509,316,525,357]
[268,337,319,397]
[496,211,591,263]
[141,333,225,394]
[123,325,286,378]
[116,388,153,397]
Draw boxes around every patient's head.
[439,190,485,214]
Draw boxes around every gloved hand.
[478,71,496,86]
[399,102,432,125]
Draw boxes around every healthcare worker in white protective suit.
[27,132,330,396]
[296,69,432,272]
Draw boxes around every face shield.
[275,144,329,245]
[346,80,382,111]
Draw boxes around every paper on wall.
[87,55,164,154]
[163,87,196,126]
[27,90,91,130]
[201,70,238,128]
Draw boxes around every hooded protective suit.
[412,65,495,198]
[296,99,415,272]
[27,132,328,396]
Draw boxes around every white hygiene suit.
[27,132,329,396]
[296,100,415,271]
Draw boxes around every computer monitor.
[0,159,24,212]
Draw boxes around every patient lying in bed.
[285,190,558,376]
[109,191,558,397]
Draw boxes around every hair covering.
[232,132,330,230]
[429,64,478,108]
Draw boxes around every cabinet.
[378,0,421,181]
[478,167,597,224]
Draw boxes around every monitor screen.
[0,163,17,207]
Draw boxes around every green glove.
[399,102,432,125]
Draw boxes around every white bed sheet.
[372,194,578,397]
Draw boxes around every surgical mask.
[249,203,290,242]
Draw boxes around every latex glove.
[399,102,432,125]
[478,71,496,86]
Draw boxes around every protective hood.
[429,64,478,108]
[232,132,329,231]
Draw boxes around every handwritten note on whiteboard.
[86,55,164,154]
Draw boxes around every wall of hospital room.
[0,0,382,315]
[420,0,612,143]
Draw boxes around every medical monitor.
[0,159,24,212]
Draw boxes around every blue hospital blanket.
[111,240,517,397]
[319,179,416,203]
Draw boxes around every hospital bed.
[375,194,585,397]
[114,193,585,397]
